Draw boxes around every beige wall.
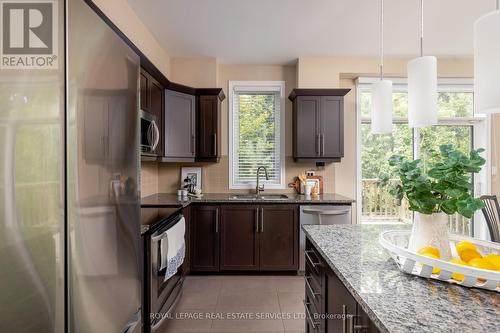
[170,57,218,87]
[92,0,170,77]
[297,56,474,88]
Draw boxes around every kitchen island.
[302,224,500,333]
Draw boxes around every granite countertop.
[302,224,500,333]
[141,192,354,207]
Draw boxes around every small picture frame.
[181,167,202,190]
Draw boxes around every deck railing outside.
[361,179,471,236]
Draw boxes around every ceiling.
[127,0,495,64]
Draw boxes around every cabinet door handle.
[215,209,219,233]
[342,305,348,333]
[305,250,322,268]
[303,300,320,330]
[321,133,325,156]
[255,207,259,233]
[316,134,320,156]
[342,305,356,333]
[191,134,195,155]
[353,324,369,331]
[213,133,217,156]
[305,276,320,300]
[260,208,264,232]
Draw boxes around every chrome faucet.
[255,166,269,195]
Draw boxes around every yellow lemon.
[459,249,482,263]
[421,252,441,274]
[455,241,477,255]
[417,246,440,258]
[468,257,497,271]
[484,254,500,271]
[449,259,469,281]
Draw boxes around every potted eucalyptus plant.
[380,144,486,260]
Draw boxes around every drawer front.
[304,262,324,292]
[305,265,323,312]
[305,241,323,282]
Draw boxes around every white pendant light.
[371,0,393,134]
[474,0,500,114]
[407,0,437,128]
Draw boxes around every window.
[357,78,489,237]
[229,81,285,189]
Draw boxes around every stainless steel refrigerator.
[0,0,142,332]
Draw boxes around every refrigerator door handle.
[122,309,141,333]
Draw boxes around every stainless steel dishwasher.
[299,205,352,271]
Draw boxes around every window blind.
[231,88,283,186]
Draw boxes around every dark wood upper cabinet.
[140,68,164,156]
[140,69,225,163]
[295,96,321,158]
[289,89,350,162]
[190,205,220,272]
[140,71,149,111]
[220,205,260,271]
[259,205,298,270]
[163,89,196,161]
[196,89,225,162]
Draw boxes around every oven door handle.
[151,277,185,332]
[151,215,183,242]
[151,230,168,243]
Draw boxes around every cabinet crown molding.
[288,88,351,101]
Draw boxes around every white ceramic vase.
[408,212,452,260]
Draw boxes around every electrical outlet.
[306,170,315,177]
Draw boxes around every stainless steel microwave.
[141,110,160,155]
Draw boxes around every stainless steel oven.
[141,110,160,155]
[142,207,185,333]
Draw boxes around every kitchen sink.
[229,194,289,201]
[258,194,289,200]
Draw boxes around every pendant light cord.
[420,0,424,57]
[380,0,384,80]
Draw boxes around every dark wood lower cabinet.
[190,204,298,273]
[305,239,380,333]
[190,205,219,272]
[260,205,298,270]
[220,205,260,271]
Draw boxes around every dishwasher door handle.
[302,209,350,216]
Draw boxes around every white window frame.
[228,81,286,189]
[355,77,491,237]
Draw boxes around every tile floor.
[161,275,305,333]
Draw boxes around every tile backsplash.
[140,156,335,197]
[140,162,159,197]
